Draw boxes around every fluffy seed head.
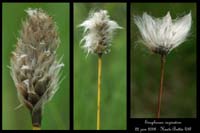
[10,8,64,114]
[134,12,192,55]
[79,10,122,55]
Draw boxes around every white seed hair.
[21,65,30,70]
[79,10,122,55]
[134,12,192,54]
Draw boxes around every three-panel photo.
[2,1,197,131]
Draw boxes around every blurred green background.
[3,3,69,130]
[74,3,126,130]
[131,3,196,118]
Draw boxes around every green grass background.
[2,3,69,130]
[74,3,126,130]
[131,3,196,118]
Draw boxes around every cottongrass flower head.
[134,12,192,55]
[78,9,122,129]
[134,11,192,118]
[10,8,64,128]
[79,10,122,55]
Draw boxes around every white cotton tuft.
[79,10,122,55]
[134,12,192,55]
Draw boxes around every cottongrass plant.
[10,8,64,130]
[79,10,122,129]
[134,12,192,118]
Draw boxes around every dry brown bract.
[10,8,64,127]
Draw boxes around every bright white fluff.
[79,10,122,55]
[134,12,192,55]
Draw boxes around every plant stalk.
[32,126,41,130]
[97,54,102,130]
[31,108,42,130]
[156,54,166,118]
